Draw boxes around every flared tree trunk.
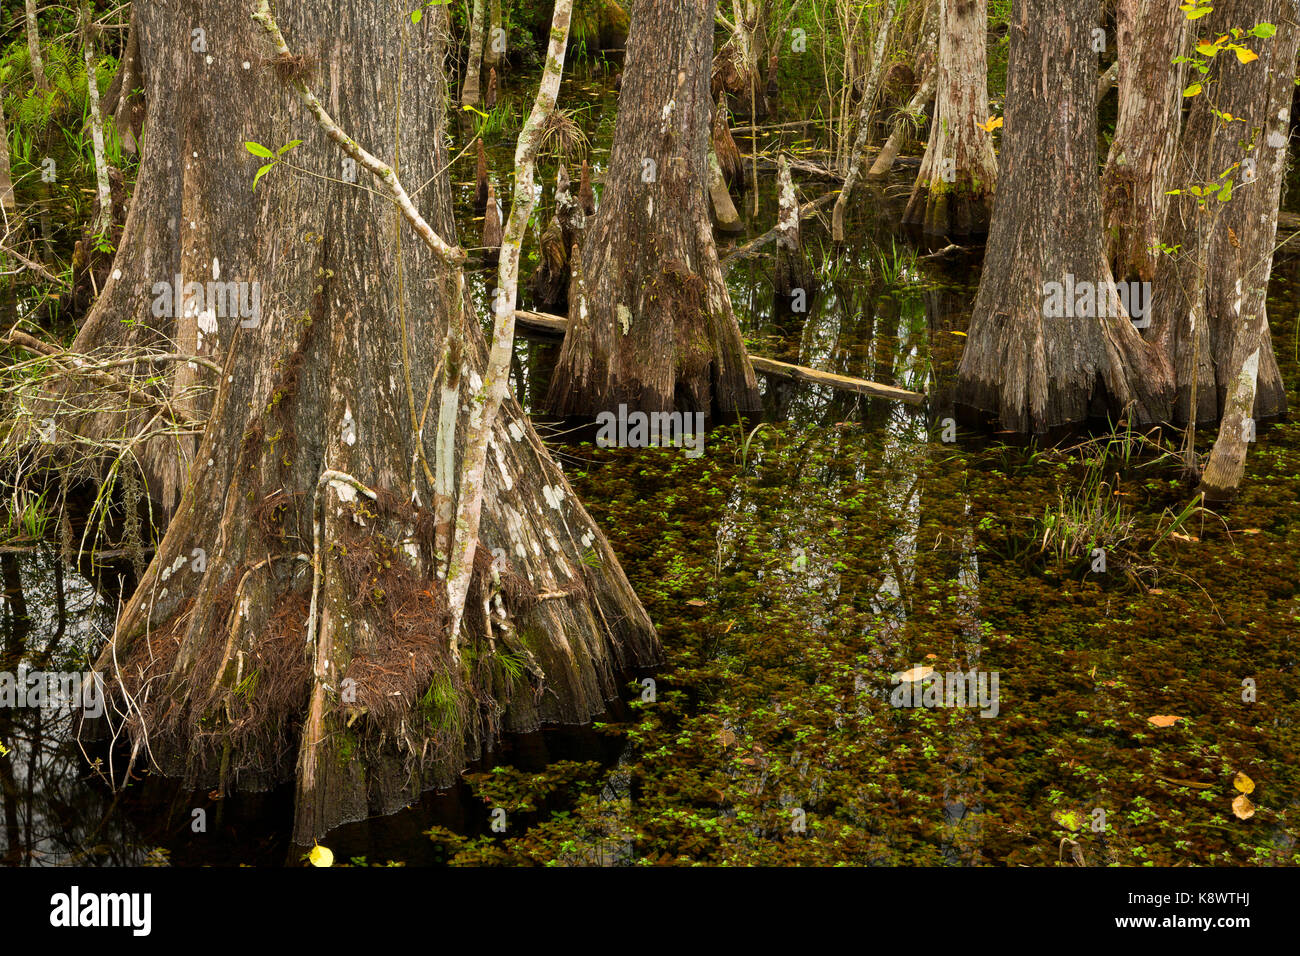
[1100,0,1188,282]
[955,0,1172,432]
[82,0,657,844]
[1151,0,1295,432]
[545,0,759,419]
[901,0,996,237]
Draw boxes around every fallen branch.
[721,192,836,267]
[512,309,924,404]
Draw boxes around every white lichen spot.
[494,442,513,491]
[468,370,483,391]
[242,61,251,70]
[212,257,221,279]
[1268,129,1288,149]
[508,422,525,442]
[342,406,356,445]
[617,304,632,335]
[333,480,357,503]
[205,55,213,65]
[197,309,219,336]
[111,268,121,281]
[580,531,594,549]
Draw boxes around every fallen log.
[512,309,925,404]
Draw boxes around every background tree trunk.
[901,0,997,237]
[1152,0,1295,430]
[462,0,488,106]
[545,0,759,420]
[1100,0,1188,282]
[955,0,1172,432]
[85,0,657,844]
[1194,1,1300,496]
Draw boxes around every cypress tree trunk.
[81,0,658,844]
[462,0,487,106]
[1100,0,1188,282]
[901,0,996,237]
[1153,0,1295,432]
[1192,1,1299,496]
[545,0,759,420]
[955,0,1172,432]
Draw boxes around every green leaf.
[1251,23,1277,39]
[1183,82,1203,97]
[1219,179,1233,202]
[253,162,275,191]
[245,141,274,159]
[411,8,422,23]
[276,139,304,156]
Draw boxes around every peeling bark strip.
[901,0,996,237]
[86,0,656,845]
[545,0,760,421]
[955,0,1172,433]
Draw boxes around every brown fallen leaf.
[718,728,736,748]
[1232,793,1255,820]
[1157,776,1216,790]
[1233,771,1255,795]
[1169,532,1200,543]
[893,665,936,683]
[1147,715,1184,728]
[685,598,707,607]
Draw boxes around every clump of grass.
[1037,454,1135,567]
[1,488,52,543]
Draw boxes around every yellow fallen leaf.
[893,665,935,683]
[1147,715,1183,727]
[977,116,1004,133]
[947,330,968,336]
[1234,47,1259,64]
[308,844,334,867]
[1233,772,1255,794]
[1232,793,1255,819]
